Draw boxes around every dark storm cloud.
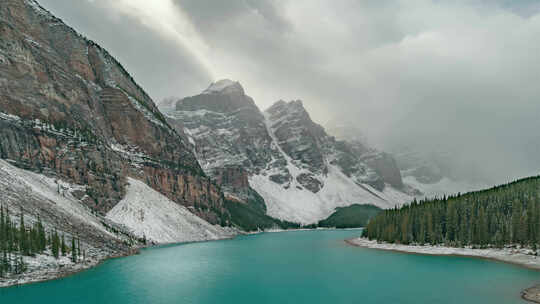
[36,0,540,185]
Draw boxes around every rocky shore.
[522,285,540,303]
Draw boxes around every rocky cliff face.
[264,100,404,193]
[264,100,326,192]
[170,80,279,175]
[0,0,228,224]
[166,80,280,210]
[165,80,413,224]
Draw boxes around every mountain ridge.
[0,0,230,224]
[0,0,238,283]
[165,79,415,224]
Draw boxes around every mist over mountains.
[35,0,540,190]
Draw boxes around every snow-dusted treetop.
[203,79,244,95]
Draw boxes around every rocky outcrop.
[0,0,229,224]
[265,100,326,192]
[166,80,282,213]
[266,100,327,174]
[169,80,279,174]
[265,100,404,192]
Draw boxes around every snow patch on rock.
[106,178,235,244]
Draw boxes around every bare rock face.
[265,100,327,166]
[0,0,229,224]
[170,80,280,174]
[362,152,404,189]
[265,100,327,192]
[166,80,285,210]
[265,100,404,193]
[209,166,266,212]
[211,166,250,195]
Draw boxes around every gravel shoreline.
[346,237,540,303]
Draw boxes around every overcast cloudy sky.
[39,0,540,185]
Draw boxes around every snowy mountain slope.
[164,80,414,224]
[0,159,135,256]
[253,107,410,224]
[0,158,233,248]
[249,166,403,224]
[0,158,134,286]
[107,178,236,244]
[1,160,110,237]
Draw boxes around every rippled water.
[1,229,538,303]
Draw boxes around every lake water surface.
[1,229,539,303]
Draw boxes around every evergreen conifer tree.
[71,237,77,263]
[363,176,540,249]
[19,208,28,255]
[61,235,67,256]
[52,229,59,259]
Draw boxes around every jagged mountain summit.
[164,80,414,224]
[203,79,245,95]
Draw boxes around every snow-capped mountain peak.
[165,81,415,224]
[203,79,244,95]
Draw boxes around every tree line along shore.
[0,206,84,278]
[363,176,540,249]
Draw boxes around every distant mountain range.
[326,122,488,199]
[163,79,416,224]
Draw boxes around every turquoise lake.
[1,229,539,303]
